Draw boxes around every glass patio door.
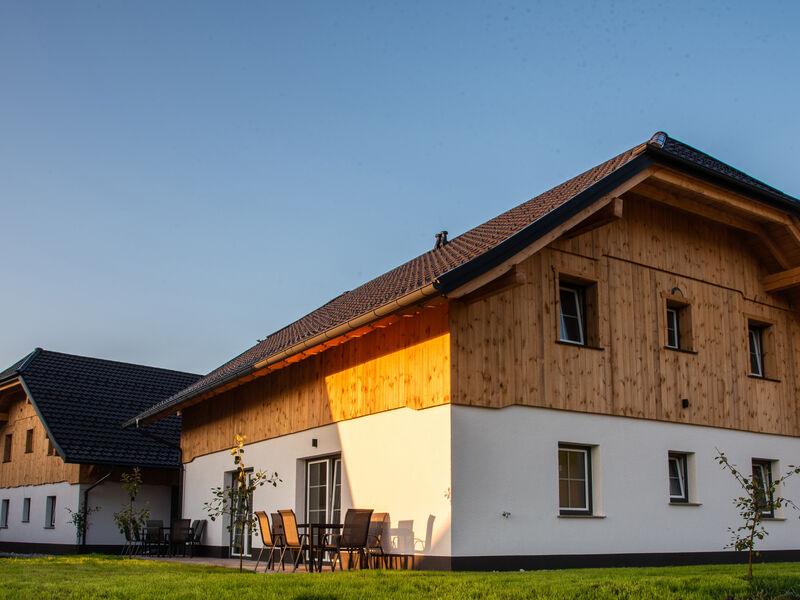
[307,457,342,523]
[229,470,253,557]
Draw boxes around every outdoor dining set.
[254,508,389,573]
[122,518,207,557]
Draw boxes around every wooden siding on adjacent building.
[450,195,800,437]
[0,387,81,488]
[181,303,451,462]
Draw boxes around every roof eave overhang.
[434,154,656,293]
[643,144,800,218]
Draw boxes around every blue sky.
[1,1,799,374]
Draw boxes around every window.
[748,325,764,377]
[664,295,694,352]
[22,498,30,523]
[2,434,11,462]
[752,460,774,518]
[0,499,8,528]
[306,455,343,525]
[46,436,56,456]
[558,445,592,515]
[559,286,585,345]
[666,307,680,349]
[668,453,689,503]
[45,496,56,528]
[25,429,34,453]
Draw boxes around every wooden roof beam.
[762,266,800,293]
[650,169,796,227]
[564,197,623,239]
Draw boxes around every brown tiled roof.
[131,132,800,423]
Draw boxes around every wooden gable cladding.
[449,196,800,438]
[0,388,80,488]
[180,303,451,462]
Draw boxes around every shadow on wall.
[388,514,435,554]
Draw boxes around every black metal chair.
[253,511,280,571]
[143,519,164,555]
[169,518,192,556]
[366,512,389,568]
[188,519,206,557]
[277,509,310,572]
[319,508,373,571]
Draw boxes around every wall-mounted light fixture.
[311,438,318,448]
[671,286,685,297]
[681,398,690,409]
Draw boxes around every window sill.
[664,346,698,355]
[762,517,787,521]
[21,521,29,524]
[669,502,702,507]
[43,526,55,530]
[748,374,781,383]
[555,340,605,352]
[558,514,606,519]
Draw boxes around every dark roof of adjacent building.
[133,132,800,423]
[0,348,201,469]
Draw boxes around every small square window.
[558,445,592,515]
[25,429,34,454]
[0,499,8,528]
[2,434,11,463]
[752,460,774,518]
[22,498,30,523]
[668,453,689,503]
[45,496,56,529]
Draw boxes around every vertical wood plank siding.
[0,390,81,487]
[181,303,451,462]
[450,197,800,438]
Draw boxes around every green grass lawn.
[1,555,800,600]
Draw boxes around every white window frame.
[666,307,680,349]
[22,497,30,523]
[559,286,585,345]
[749,326,764,377]
[306,455,343,525]
[752,460,774,518]
[45,496,56,529]
[558,445,592,515]
[0,499,9,528]
[668,453,688,503]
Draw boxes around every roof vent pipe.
[434,230,449,250]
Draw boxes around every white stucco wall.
[182,404,452,557]
[0,481,80,545]
[0,480,174,548]
[83,481,173,545]
[451,404,800,557]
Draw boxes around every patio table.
[298,522,343,572]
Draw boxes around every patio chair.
[270,512,286,569]
[253,511,280,572]
[143,519,164,555]
[319,508,373,571]
[121,523,142,556]
[277,509,310,572]
[188,519,206,558]
[169,518,192,557]
[366,512,389,568]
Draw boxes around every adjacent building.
[0,348,200,553]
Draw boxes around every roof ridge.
[35,348,201,378]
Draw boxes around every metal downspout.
[82,468,113,549]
